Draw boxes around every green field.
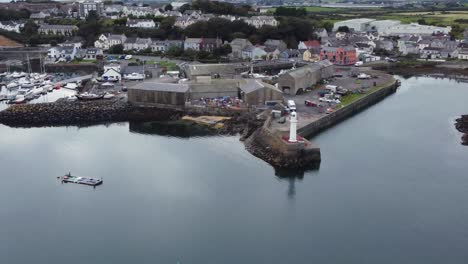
[269,6,348,13]
[377,11,468,27]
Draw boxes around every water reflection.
[274,164,320,198]
[129,121,216,138]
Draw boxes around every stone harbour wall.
[0,99,184,128]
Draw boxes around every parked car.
[305,100,316,107]
[355,61,364,66]
[125,55,133,60]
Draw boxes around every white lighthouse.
[289,111,298,143]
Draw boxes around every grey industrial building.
[182,63,238,80]
[127,78,283,108]
[239,79,283,106]
[277,60,334,95]
[128,82,190,108]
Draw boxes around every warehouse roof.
[240,79,282,94]
[130,82,190,93]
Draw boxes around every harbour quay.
[0,59,400,169]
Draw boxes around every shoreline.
[455,115,468,146]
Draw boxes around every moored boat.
[76,92,104,100]
[59,172,103,187]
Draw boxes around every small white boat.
[69,95,78,101]
[76,92,103,100]
[103,93,115,99]
[14,94,26,104]
[63,82,78,90]
[124,72,145,81]
[31,87,43,96]
[20,82,34,88]
[101,82,114,87]
[11,72,26,78]
[7,82,19,89]
[42,84,53,92]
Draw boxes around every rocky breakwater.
[244,114,321,169]
[455,115,468,145]
[0,98,184,127]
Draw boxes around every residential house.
[458,49,468,60]
[264,39,287,52]
[183,10,202,18]
[281,49,300,60]
[126,19,158,29]
[463,30,468,41]
[302,49,320,62]
[79,0,104,18]
[264,46,281,60]
[242,46,267,61]
[298,40,320,52]
[104,5,123,18]
[150,40,184,53]
[420,47,443,59]
[58,38,83,49]
[229,38,252,58]
[242,16,278,29]
[397,35,421,50]
[375,39,394,52]
[124,37,152,51]
[184,38,221,52]
[430,39,445,49]
[38,24,78,36]
[314,28,328,39]
[0,21,24,33]
[94,34,127,50]
[399,42,419,56]
[417,39,431,51]
[82,48,103,60]
[122,6,155,17]
[47,46,78,61]
[320,46,357,65]
[30,11,50,21]
[355,42,374,57]
[184,38,202,50]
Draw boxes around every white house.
[124,37,152,51]
[0,21,24,33]
[126,19,158,29]
[242,46,267,60]
[94,34,127,50]
[47,46,78,61]
[458,49,468,60]
[242,16,278,29]
[102,64,121,81]
[82,48,103,60]
[184,38,203,51]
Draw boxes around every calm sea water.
[1,76,468,264]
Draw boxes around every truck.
[287,100,296,111]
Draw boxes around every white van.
[287,100,296,111]
[325,85,338,93]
